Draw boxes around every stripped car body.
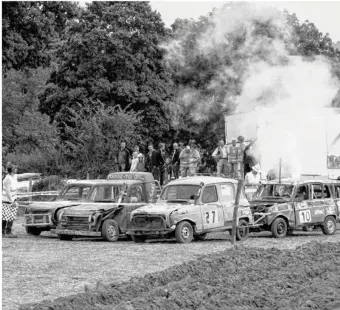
[51,172,161,241]
[250,180,340,238]
[127,176,254,243]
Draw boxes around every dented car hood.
[26,200,85,213]
[62,203,120,215]
[131,203,191,217]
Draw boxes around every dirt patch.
[19,241,340,310]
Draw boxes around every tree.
[2,1,79,72]
[39,1,174,143]
[59,102,142,178]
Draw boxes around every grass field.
[3,217,340,310]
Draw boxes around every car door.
[333,183,340,217]
[294,183,313,226]
[219,183,236,226]
[200,185,224,230]
[306,183,325,224]
[322,184,337,219]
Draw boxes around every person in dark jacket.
[145,144,157,173]
[116,141,130,172]
[171,143,181,179]
[154,143,166,186]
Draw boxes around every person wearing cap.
[212,140,229,177]
[227,138,241,179]
[2,163,19,238]
[244,164,262,185]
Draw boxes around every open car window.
[126,185,145,203]
[202,186,218,204]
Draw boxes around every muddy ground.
[3,217,340,310]
[19,241,340,310]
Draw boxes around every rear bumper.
[51,229,101,237]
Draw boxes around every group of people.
[114,136,262,186]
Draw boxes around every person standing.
[179,145,191,178]
[237,136,246,179]
[171,143,181,179]
[245,164,262,185]
[145,144,156,173]
[136,154,145,172]
[130,152,139,172]
[188,140,200,176]
[244,139,260,176]
[227,138,240,179]
[154,143,166,186]
[116,141,130,172]
[2,163,19,238]
[212,140,229,176]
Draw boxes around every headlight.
[268,205,279,212]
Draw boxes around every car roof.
[66,180,142,186]
[264,179,340,186]
[165,176,238,186]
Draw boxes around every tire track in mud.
[20,241,340,310]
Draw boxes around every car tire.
[101,219,119,242]
[236,219,249,241]
[25,226,42,236]
[195,233,208,241]
[271,218,288,238]
[321,216,336,235]
[57,234,74,241]
[131,235,146,243]
[175,221,193,243]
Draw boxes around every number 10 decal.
[299,210,311,223]
[205,211,218,224]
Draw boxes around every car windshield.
[90,185,123,202]
[253,184,294,201]
[160,185,200,201]
[60,185,92,201]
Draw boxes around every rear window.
[323,185,331,199]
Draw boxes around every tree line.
[2,1,340,178]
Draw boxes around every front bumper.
[24,214,53,227]
[127,225,176,235]
[51,229,101,237]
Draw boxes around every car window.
[311,184,323,199]
[335,185,340,199]
[160,185,200,201]
[91,185,122,202]
[295,185,309,200]
[61,185,91,200]
[127,185,145,203]
[220,184,234,202]
[202,186,218,204]
[323,185,331,199]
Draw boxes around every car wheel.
[236,219,249,241]
[131,235,146,243]
[25,226,42,236]
[195,233,208,241]
[175,221,193,243]
[271,218,288,238]
[101,219,119,242]
[321,216,336,235]
[57,234,73,241]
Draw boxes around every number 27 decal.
[205,211,218,224]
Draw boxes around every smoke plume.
[163,2,340,178]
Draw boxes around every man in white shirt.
[212,140,229,177]
[245,164,262,185]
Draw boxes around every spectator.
[171,143,181,179]
[188,140,200,176]
[244,139,260,176]
[179,145,191,178]
[136,154,145,172]
[145,144,156,173]
[227,138,240,179]
[245,164,262,185]
[237,136,246,178]
[116,141,130,172]
[212,140,229,176]
[130,152,139,172]
[2,163,19,238]
[155,143,166,186]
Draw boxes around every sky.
[149,1,340,43]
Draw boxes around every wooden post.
[28,177,33,203]
[231,179,244,245]
[279,158,282,183]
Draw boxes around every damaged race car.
[127,176,254,243]
[250,180,340,238]
[51,172,161,241]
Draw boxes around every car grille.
[61,216,90,230]
[132,215,166,230]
